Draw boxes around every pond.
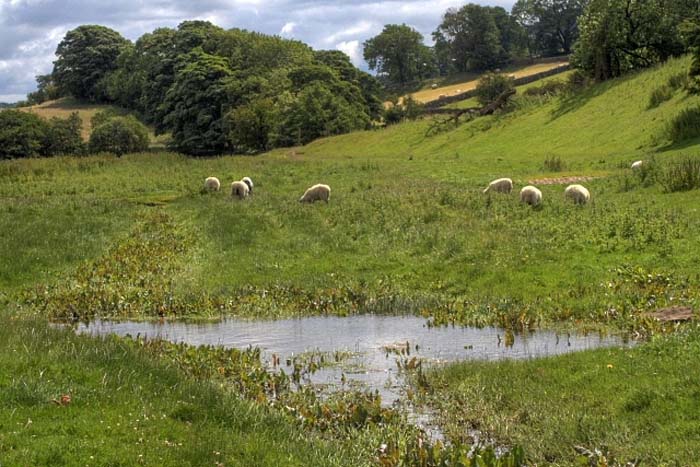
[77,315,630,407]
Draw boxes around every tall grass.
[659,154,700,192]
[666,106,700,143]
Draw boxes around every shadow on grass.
[549,71,641,121]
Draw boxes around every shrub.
[523,80,566,97]
[543,155,565,172]
[648,85,673,109]
[43,112,84,156]
[89,115,149,155]
[475,73,515,106]
[666,107,700,143]
[566,70,590,90]
[667,72,688,91]
[0,110,49,159]
[383,96,424,125]
[90,108,130,129]
[659,155,700,193]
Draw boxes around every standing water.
[77,315,629,405]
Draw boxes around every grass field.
[410,58,569,103]
[3,56,700,464]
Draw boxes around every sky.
[0,0,516,102]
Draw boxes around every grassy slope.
[2,56,700,464]
[410,58,569,103]
[422,326,700,464]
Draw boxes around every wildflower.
[607,364,613,369]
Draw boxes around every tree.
[475,73,516,105]
[573,0,690,81]
[89,116,149,155]
[52,25,132,101]
[433,4,510,73]
[26,74,61,105]
[0,110,48,159]
[363,24,435,85]
[276,83,369,146]
[226,98,277,152]
[43,112,84,156]
[162,49,234,155]
[512,0,587,56]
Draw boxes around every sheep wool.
[631,160,644,170]
[231,180,250,199]
[204,177,221,192]
[483,177,513,194]
[564,184,590,205]
[242,177,254,194]
[520,185,542,206]
[299,184,331,203]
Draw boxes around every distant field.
[410,59,569,103]
[19,97,113,140]
[17,97,170,147]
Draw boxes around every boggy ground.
[2,56,700,465]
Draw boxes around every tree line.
[26,21,383,155]
[364,0,700,86]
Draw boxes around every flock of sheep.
[202,160,645,208]
[203,176,331,203]
[482,160,644,207]
[483,177,589,206]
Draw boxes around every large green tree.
[162,49,234,155]
[52,25,131,101]
[573,0,691,80]
[512,0,587,56]
[433,4,524,73]
[363,24,435,85]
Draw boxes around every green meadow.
[2,56,700,464]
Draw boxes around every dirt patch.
[527,176,599,186]
[645,306,695,322]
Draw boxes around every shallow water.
[77,315,629,406]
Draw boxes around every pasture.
[2,55,700,465]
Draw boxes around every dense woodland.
[2,0,700,157]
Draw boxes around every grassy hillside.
[2,56,700,464]
[410,58,569,103]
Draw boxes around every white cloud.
[335,40,361,66]
[280,21,296,36]
[323,20,373,45]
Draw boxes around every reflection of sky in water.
[77,315,630,405]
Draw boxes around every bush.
[648,85,673,109]
[542,155,565,172]
[0,110,49,159]
[383,96,424,125]
[666,107,700,143]
[566,70,590,90]
[659,155,700,192]
[89,116,149,155]
[475,73,515,106]
[91,108,130,129]
[523,80,566,97]
[43,112,84,156]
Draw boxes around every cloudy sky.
[0,0,516,102]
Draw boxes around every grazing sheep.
[299,184,331,203]
[631,160,644,170]
[520,185,542,206]
[483,177,513,194]
[231,180,250,199]
[431,83,438,89]
[564,184,590,205]
[242,176,254,194]
[203,176,221,192]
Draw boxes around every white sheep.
[231,180,250,199]
[242,176,254,194]
[564,184,590,205]
[520,185,542,206]
[483,177,513,194]
[299,184,331,203]
[631,160,644,170]
[203,176,221,192]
